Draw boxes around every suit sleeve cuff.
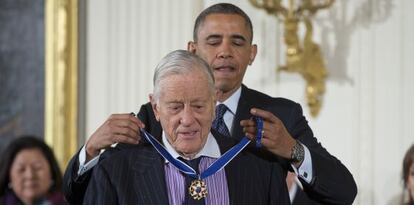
[78,145,100,175]
[291,143,313,184]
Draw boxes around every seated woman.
[402,144,414,205]
[0,136,66,205]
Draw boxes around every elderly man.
[82,50,290,205]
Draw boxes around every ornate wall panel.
[0,0,45,152]
[45,0,78,169]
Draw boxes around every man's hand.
[240,108,296,160]
[85,113,145,161]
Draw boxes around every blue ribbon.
[254,117,263,148]
[140,128,251,180]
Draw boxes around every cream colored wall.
[85,0,203,134]
[85,0,414,204]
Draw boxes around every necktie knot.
[212,104,231,137]
[215,104,228,120]
[180,157,201,174]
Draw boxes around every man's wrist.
[78,145,101,176]
[290,140,304,165]
[85,143,99,162]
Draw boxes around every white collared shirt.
[162,131,221,161]
[216,86,242,135]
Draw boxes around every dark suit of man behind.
[83,134,290,205]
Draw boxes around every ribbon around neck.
[140,128,249,180]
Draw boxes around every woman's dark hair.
[403,145,414,185]
[403,144,414,203]
[0,135,63,197]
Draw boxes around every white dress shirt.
[162,131,221,160]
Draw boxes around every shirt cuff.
[290,143,313,184]
[77,145,100,176]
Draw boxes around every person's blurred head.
[151,50,216,159]
[0,136,62,204]
[403,144,414,203]
[188,3,257,102]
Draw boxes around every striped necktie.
[212,104,231,137]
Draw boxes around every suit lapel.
[213,131,249,205]
[232,85,254,140]
[132,147,169,205]
[144,103,163,140]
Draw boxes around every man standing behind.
[83,50,290,205]
[186,3,357,204]
[64,3,357,205]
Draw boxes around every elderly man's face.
[151,69,215,158]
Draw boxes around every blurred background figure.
[402,144,414,205]
[0,136,66,205]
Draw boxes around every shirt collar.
[161,131,221,162]
[216,86,241,115]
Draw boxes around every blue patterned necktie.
[212,104,231,137]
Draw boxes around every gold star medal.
[188,179,208,200]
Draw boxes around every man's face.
[189,14,257,99]
[151,70,215,158]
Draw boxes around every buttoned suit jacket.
[82,131,290,205]
[63,84,356,205]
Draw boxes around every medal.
[189,179,208,200]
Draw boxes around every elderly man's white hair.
[152,50,215,101]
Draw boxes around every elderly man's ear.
[149,94,160,121]
[187,41,196,53]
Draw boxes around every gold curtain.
[45,0,78,170]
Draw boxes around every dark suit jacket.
[63,84,356,204]
[232,85,357,204]
[83,132,290,205]
[292,187,321,205]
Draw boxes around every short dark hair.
[0,136,63,197]
[193,3,254,43]
[403,144,414,186]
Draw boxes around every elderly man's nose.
[180,108,196,125]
